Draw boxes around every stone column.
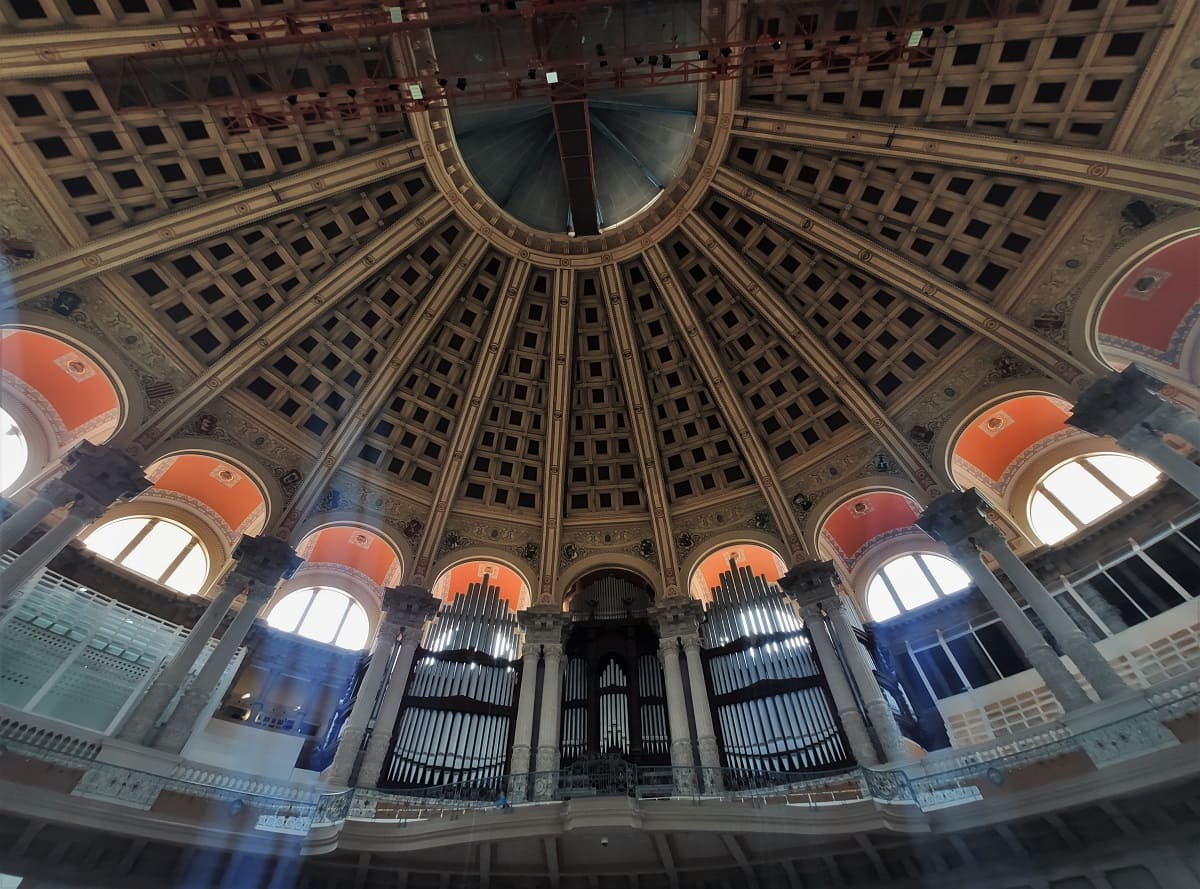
[918,490,1094,712]
[117,570,248,743]
[681,633,723,791]
[785,562,910,763]
[519,606,568,800]
[1069,367,1200,498]
[0,478,76,554]
[323,587,436,787]
[150,537,299,753]
[507,647,539,801]
[777,567,879,766]
[652,599,705,793]
[974,525,1128,699]
[355,585,439,787]
[0,443,151,603]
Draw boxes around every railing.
[0,673,1197,836]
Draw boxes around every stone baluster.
[354,585,439,787]
[0,442,151,604]
[917,491,1095,711]
[150,537,300,753]
[1069,366,1200,499]
[323,585,438,787]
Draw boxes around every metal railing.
[0,673,1196,835]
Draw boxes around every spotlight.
[803,38,814,50]
[437,77,448,87]
[885,30,896,42]
[479,2,489,11]
[922,26,934,38]
[527,68,536,80]
[599,59,608,68]
[943,24,955,34]
[346,88,357,98]
[634,56,644,64]
[456,77,467,91]
[595,42,605,56]
[318,22,333,33]
[719,46,732,57]
[838,34,850,45]
[697,48,709,61]
[771,39,782,50]
[648,55,659,66]
[286,94,298,105]
[661,54,671,68]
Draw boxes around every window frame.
[866,552,972,622]
[267,585,370,650]
[83,514,210,595]
[1027,451,1160,545]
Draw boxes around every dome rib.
[130,192,454,457]
[643,243,804,559]
[7,143,428,305]
[677,212,937,499]
[278,234,492,538]
[730,110,1200,208]
[598,262,681,596]
[407,259,534,587]
[536,268,578,606]
[713,168,1091,382]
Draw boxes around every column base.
[696,737,724,793]
[533,746,560,801]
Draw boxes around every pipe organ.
[702,559,851,779]
[560,572,667,766]
[381,576,519,790]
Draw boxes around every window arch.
[267,586,370,650]
[1028,452,1160,545]
[0,406,29,495]
[83,516,210,595]
[866,552,971,622]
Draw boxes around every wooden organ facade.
[560,573,670,766]
[379,576,519,791]
[701,559,853,780]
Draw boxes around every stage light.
[803,38,814,50]
[943,24,955,34]
[771,39,782,50]
[838,34,850,45]
[719,46,732,57]
[634,56,644,64]
[456,77,467,91]
[661,54,671,68]
[527,69,536,80]
[648,55,658,66]
[885,31,896,42]
[437,77,448,87]
[697,49,709,61]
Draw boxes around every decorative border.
[135,488,239,546]
[821,525,927,571]
[952,426,1090,499]
[1099,300,1200,367]
[0,368,69,445]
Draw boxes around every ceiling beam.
[652,833,680,889]
[131,193,452,454]
[720,835,761,889]
[680,212,940,499]
[8,141,425,304]
[731,110,1200,208]
[599,262,682,597]
[407,256,533,583]
[278,234,491,539]
[712,167,1092,385]
[643,244,808,555]
[537,268,577,604]
[0,26,187,79]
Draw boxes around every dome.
[2,0,1198,604]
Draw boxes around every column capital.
[381,584,439,631]
[228,535,302,593]
[59,441,152,506]
[1068,366,1185,441]
[778,559,839,609]
[679,632,703,653]
[649,598,703,640]
[518,605,570,648]
[37,478,81,509]
[915,488,1000,553]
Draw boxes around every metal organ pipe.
[381,574,520,791]
[701,557,852,781]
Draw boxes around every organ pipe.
[701,558,852,779]
[381,575,519,791]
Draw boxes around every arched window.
[1028,453,1160,545]
[0,406,29,494]
[83,516,210,595]
[267,586,370,650]
[866,553,971,622]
